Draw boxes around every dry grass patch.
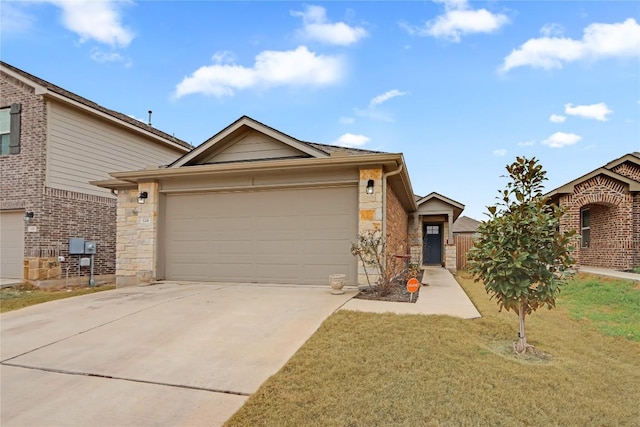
[226,273,640,427]
[0,284,116,313]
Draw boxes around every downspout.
[382,163,404,269]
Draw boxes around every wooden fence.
[455,234,476,271]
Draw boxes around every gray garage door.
[0,211,25,279]
[161,186,358,285]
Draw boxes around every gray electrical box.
[84,241,97,254]
[69,238,85,255]
[79,257,91,267]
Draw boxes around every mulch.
[354,270,423,303]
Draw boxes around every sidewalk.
[579,266,640,282]
[340,266,481,319]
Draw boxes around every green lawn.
[0,284,116,313]
[226,273,640,426]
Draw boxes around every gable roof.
[0,61,191,152]
[416,192,465,210]
[546,152,640,197]
[168,116,383,168]
[169,116,330,167]
[415,192,465,221]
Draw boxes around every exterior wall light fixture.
[138,191,148,204]
[366,179,374,195]
[24,211,34,222]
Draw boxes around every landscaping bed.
[354,270,423,303]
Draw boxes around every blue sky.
[2,0,639,219]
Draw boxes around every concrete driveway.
[1,283,356,426]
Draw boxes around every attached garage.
[98,116,418,288]
[0,211,25,279]
[160,186,358,285]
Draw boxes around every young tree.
[467,157,576,354]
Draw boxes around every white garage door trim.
[1,211,25,279]
[160,185,358,285]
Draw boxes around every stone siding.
[357,168,383,284]
[557,174,639,270]
[115,183,158,287]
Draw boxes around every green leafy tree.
[467,157,576,354]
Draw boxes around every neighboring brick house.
[0,61,191,284]
[547,152,640,271]
[95,116,440,287]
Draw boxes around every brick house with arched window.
[547,152,640,271]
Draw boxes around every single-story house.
[95,116,466,287]
[547,152,640,270]
[0,61,191,284]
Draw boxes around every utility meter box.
[69,238,85,255]
[84,241,97,254]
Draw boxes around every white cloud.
[90,48,125,63]
[540,23,564,37]
[401,0,508,42]
[292,5,367,46]
[500,18,640,72]
[518,140,536,147]
[0,2,35,33]
[339,116,355,124]
[50,0,134,48]
[549,114,566,123]
[541,132,582,148]
[175,46,344,98]
[334,133,370,147]
[369,90,407,108]
[211,50,236,64]
[564,102,612,121]
[493,149,507,157]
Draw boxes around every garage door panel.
[163,187,357,285]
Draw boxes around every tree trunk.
[514,300,534,354]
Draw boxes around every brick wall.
[1,71,117,282]
[557,174,638,270]
[0,71,47,213]
[612,162,640,181]
[385,181,409,277]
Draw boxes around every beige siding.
[200,131,305,164]
[46,102,185,197]
[417,199,452,215]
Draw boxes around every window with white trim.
[0,108,10,155]
[0,103,21,155]
[581,208,590,248]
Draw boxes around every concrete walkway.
[579,266,640,282]
[340,266,481,319]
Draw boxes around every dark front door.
[423,224,442,265]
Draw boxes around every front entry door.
[423,224,442,265]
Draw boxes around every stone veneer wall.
[358,168,383,285]
[115,183,158,287]
[558,175,638,270]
